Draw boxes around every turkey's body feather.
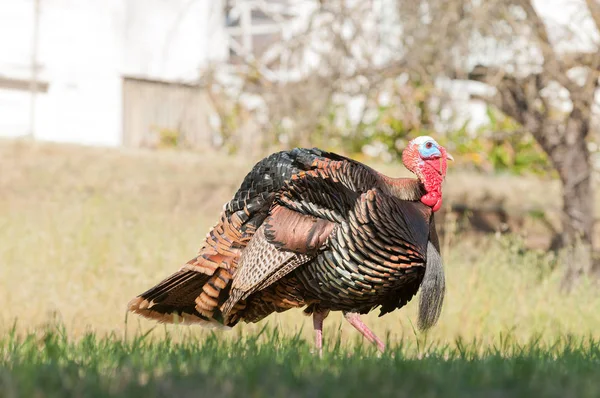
[128,147,443,330]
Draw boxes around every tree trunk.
[559,169,594,290]
[554,117,596,289]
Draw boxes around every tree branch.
[585,0,600,34]
[563,51,600,71]
[513,0,576,91]
[513,0,552,58]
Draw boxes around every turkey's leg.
[343,312,385,353]
[313,309,330,357]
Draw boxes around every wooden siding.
[122,76,215,149]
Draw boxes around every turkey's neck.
[378,173,443,212]
[378,175,425,201]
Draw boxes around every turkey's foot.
[343,311,385,353]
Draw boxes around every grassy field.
[2,327,600,397]
[1,138,600,396]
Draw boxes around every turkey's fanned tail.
[127,267,232,329]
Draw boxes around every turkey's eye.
[425,142,433,149]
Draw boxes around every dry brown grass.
[1,138,599,347]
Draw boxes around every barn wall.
[0,0,227,146]
[122,77,216,149]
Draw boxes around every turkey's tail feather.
[417,240,445,330]
[127,259,234,330]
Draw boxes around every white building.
[0,0,594,149]
[0,0,228,146]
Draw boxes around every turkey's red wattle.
[421,192,442,212]
[418,156,447,212]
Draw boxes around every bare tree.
[395,0,599,287]
[208,0,409,151]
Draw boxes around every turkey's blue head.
[402,135,453,212]
[416,136,442,159]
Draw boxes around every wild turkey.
[128,136,453,353]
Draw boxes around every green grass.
[2,326,600,397]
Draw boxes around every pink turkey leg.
[313,310,330,357]
[344,312,386,353]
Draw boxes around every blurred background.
[1,0,599,341]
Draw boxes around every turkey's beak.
[446,153,454,161]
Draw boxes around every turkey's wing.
[222,225,313,317]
